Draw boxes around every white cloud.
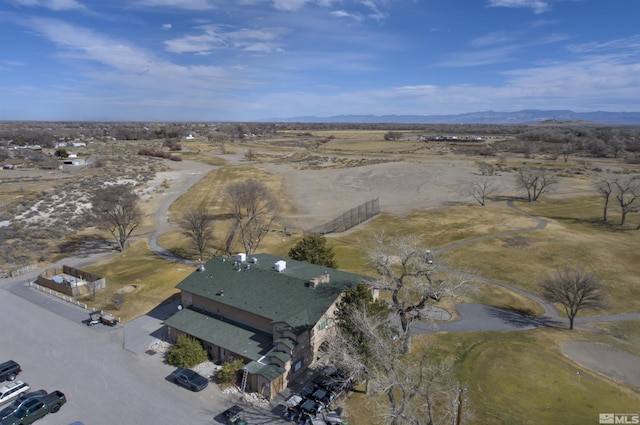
[19,17,243,96]
[164,25,286,55]
[437,46,518,67]
[162,23,172,30]
[8,0,86,10]
[271,0,337,11]
[487,0,550,14]
[331,10,364,22]
[360,0,387,20]
[164,28,228,54]
[566,34,640,54]
[135,0,216,10]
[272,0,308,10]
[470,31,516,48]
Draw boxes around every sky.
[1,0,639,121]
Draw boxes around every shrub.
[166,335,208,368]
[216,359,245,384]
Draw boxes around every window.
[294,361,302,372]
[317,318,328,331]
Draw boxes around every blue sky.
[1,0,639,121]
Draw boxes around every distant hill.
[266,110,640,125]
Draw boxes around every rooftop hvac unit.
[251,257,258,264]
[274,260,286,272]
[237,253,247,263]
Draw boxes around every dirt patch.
[260,160,517,229]
[562,341,640,387]
[117,285,138,294]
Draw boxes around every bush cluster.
[166,335,208,368]
[216,359,245,384]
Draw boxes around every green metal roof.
[176,254,371,330]
[268,351,292,363]
[275,337,296,350]
[164,307,273,361]
[245,361,285,381]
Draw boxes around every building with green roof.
[164,253,371,399]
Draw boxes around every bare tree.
[179,207,215,260]
[225,180,278,254]
[328,306,472,425]
[539,268,605,330]
[609,137,626,159]
[613,176,640,225]
[90,184,142,251]
[366,232,469,353]
[595,179,614,223]
[468,178,495,206]
[384,131,403,141]
[560,142,574,163]
[516,167,557,202]
[476,161,495,176]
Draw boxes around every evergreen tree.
[288,235,338,268]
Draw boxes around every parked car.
[298,398,324,416]
[0,382,30,406]
[222,405,247,425]
[0,362,20,383]
[0,390,66,425]
[170,368,209,392]
[283,394,304,421]
[0,390,47,420]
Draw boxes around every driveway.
[410,303,563,334]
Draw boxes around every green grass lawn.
[442,195,640,314]
[343,330,640,425]
[454,332,639,425]
[81,240,192,321]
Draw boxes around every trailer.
[87,312,119,327]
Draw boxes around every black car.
[0,390,47,420]
[0,362,20,383]
[222,405,246,425]
[170,368,209,392]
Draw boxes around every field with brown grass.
[2,126,639,424]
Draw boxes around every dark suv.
[0,361,21,382]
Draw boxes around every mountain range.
[268,110,640,125]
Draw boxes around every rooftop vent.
[274,260,287,273]
[197,264,205,272]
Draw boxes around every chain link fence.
[307,198,380,235]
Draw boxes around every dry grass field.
[2,128,640,424]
